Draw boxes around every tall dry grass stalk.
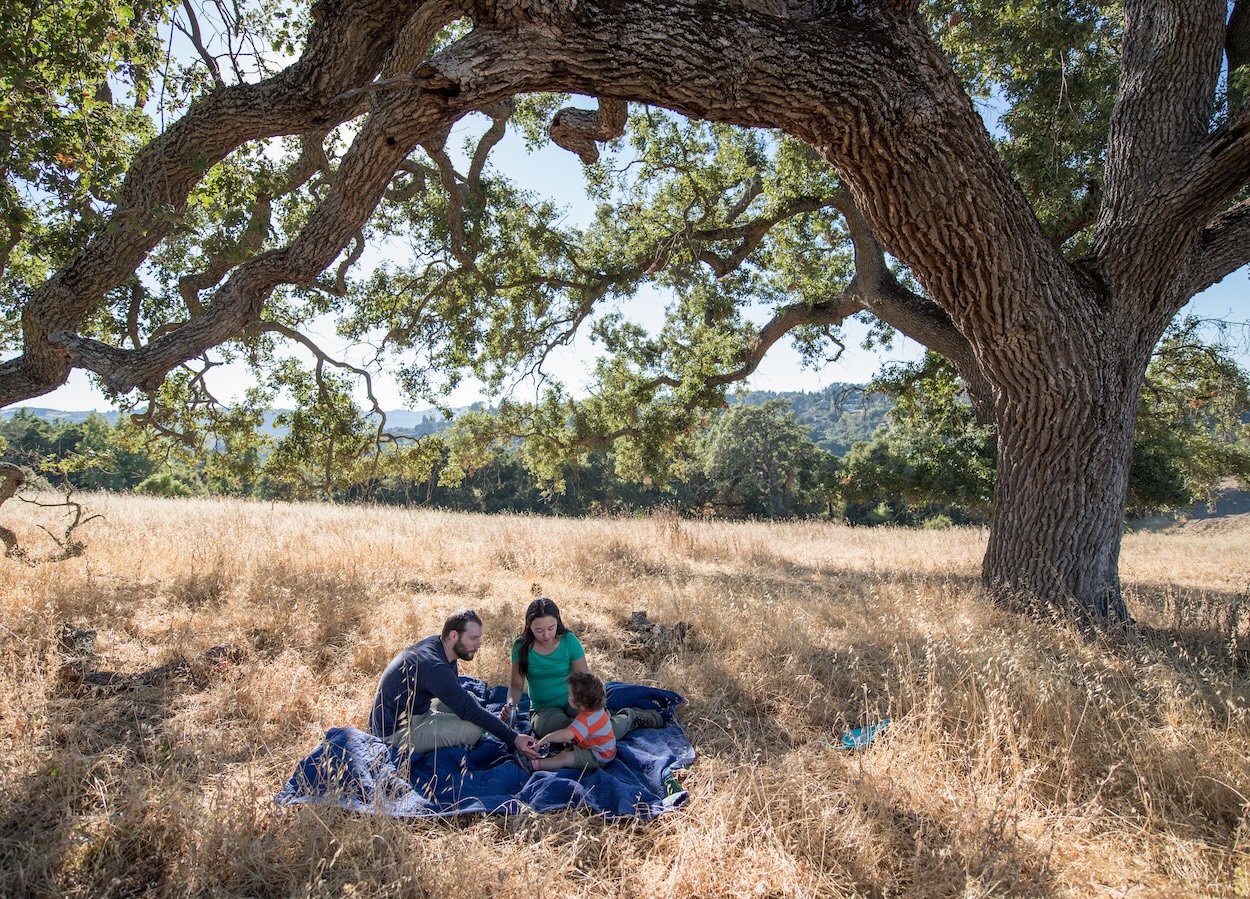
[1,494,1246,897]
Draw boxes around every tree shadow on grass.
[0,643,238,898]
[1120,579,1250,706]
[676,636,1060,898]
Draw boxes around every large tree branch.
[5,0,1074,415]
[1095,0,1228,289]
[1184,104,1250,216]
[422,3,1076,377]
[1184,198,1250,296]
[0,0,449,407]
[51,82,481,394]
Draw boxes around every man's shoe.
[632,709,664,729]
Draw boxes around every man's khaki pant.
[388,700,484,753]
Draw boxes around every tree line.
[4,319,1246,525]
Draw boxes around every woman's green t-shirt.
[511,631,585,711]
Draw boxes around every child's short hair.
[568,670,607,712]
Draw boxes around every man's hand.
[513,733,540,759]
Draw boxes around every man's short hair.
[568,670,606,712]
[442,609,482,639]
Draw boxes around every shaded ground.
[1131,482,1250,533]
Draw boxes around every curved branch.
[725,173,763,224]
[385,161,433,202]
[1185,198,1250,296]
[0,0,434,407]
[333,230,367,296]
[421,131,475,266]
[469,102,514,187]
[549,98,628,164]
[691,195,839,276]
[281,129,336,195]
[35,31,507,398]
[249,320,387,419]
[175,193,274,322]
[633,185,994,422]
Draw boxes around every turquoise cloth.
[511,631,584,711]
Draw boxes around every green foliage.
[833,331,1250,524]
[1128,318,1250,514]
[739,385,891,455]
[838,354,997,524]
[697,399,831,518]
[0,0,172,311]
[5,323,1246,525]
[0,410,157,491]
[135,471,194,497]
[263,364,379,498]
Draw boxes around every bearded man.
[368,609,539,759]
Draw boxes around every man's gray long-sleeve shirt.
[368,634,518,745]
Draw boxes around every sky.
[12,112,1250,414]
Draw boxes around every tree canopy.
[3,0,1250,623]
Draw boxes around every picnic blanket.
[276,679,694,819]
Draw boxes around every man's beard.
[452,638,476,661]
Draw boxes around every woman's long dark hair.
[516,596,568,677]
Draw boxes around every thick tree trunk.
[981,321,1148,624]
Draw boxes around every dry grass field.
[1,494,1247,898]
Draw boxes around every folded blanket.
[276,679,694,819]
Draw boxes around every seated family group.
[368,599,664,773]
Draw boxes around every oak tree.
[4,0,1250,623]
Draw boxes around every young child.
[532,670,616,771]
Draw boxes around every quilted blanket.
[276,679,694,819]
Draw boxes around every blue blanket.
[276,679,694,819]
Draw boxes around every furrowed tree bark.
[979,280,1144,622]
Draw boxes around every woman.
[504,597,662,738]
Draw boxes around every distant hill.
[3,391,889,455]
[0,407,121,424]
[2,404,478,441]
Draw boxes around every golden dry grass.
[1,494,1247,898]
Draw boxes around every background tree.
[1128,318,1250,514]
[3,0,1250,624]
[837,335,1250,524]
[838,354,997,524]
[698,398,830,518]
